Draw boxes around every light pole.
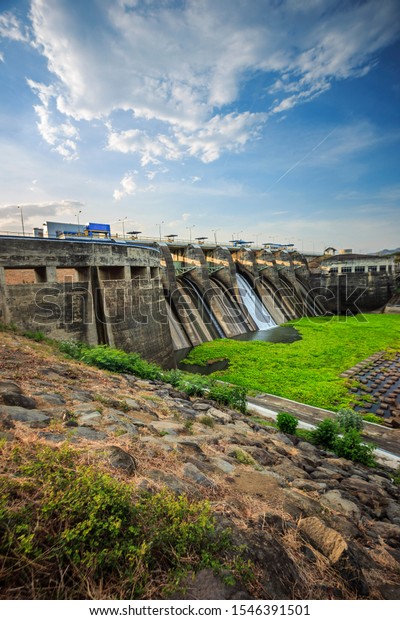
[17,205,25,236]
[157,221,165,241]
[118,216,128,237]
[186,225,195,243]
[211,228,220,244]
[75,210,82,228]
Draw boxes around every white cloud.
[0,11,30,43]
[15,0,400,165]
[113,172,138,200]
[0,200,85,228]
[27,80,79,160]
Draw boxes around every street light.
[157,221,165,241]
[186,225,195,243]
[17,205,25,236]
[75,210,82,227]
[211,228,220,244]
[118,216,128,237]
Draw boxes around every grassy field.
[182,315,400,410]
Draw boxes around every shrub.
[362,413,384,425]
[336,408,364,432]
[276,412,298,435]
[334,429,376,467]
[313,418,340,449]
[0,444,244,599]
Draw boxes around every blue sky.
[0,0,399,253]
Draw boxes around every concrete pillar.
[0,267,5,287]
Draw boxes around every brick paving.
[340,351,400,428]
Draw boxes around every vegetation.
[336,408,364,432]
[182,315,400,410]
[57,341,248,413]
[0,444,248,599]
[313,418,340,450]
[276,412,298,434]
[334,429,377,467]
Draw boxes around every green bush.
[276,412,298,434]
[334,429,376,467]
[313,418,340,449]
[0,444,244,599]
[336,408,364,432]
[57,341,248,414]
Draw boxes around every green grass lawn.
[182,315,400,410]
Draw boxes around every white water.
[236,273,276,330]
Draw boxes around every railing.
[0,230,320,254]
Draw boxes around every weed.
[336,408,364,432]
[199,416,214,428]
[232,449,257,467]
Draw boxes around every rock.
[38,432,66,443]
[148,469,192,495]
[0,392,37,409]
[72,427,108,441]
[149,420,184,436]
[208,457,236,474]
[103,446,137,475]
[311,466,343,481]
[0,381,22,394]
[334,545,370,597]
[34,393,66,406]
[386,500,400,525]
[379,584,400,600]
[73,404,102,415]
[183,463,216,488]
[77,412,102,426]
[172,569,250,600]
[291,480,327,492]
[192,402,211,411]
[70,390,94,402]
[1,406,50,425]
[123,398,140,410]
[369,521,400,545]
[0,411,15,430]
[320,490,362,521]
[206,407,232,424]
[298,517,348,564]
[273,461,311,482]
[282,489,321,518]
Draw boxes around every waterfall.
[236,273,276,330]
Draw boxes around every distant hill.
[371,248,400,256]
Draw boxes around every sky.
[0,0,399,253]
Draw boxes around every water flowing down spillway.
[236,273,276,330]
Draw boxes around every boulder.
[298,517,348,564]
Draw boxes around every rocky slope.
[0,332,400,600]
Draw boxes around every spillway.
[236,273,276,330]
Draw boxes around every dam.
[0,236,397,367]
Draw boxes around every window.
[379,265,386,272]
[329,267,338,273]
[341,266,352,273]
[368,266,377,272]
[354,266,365,273]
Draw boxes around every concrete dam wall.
[0,237,396,367]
